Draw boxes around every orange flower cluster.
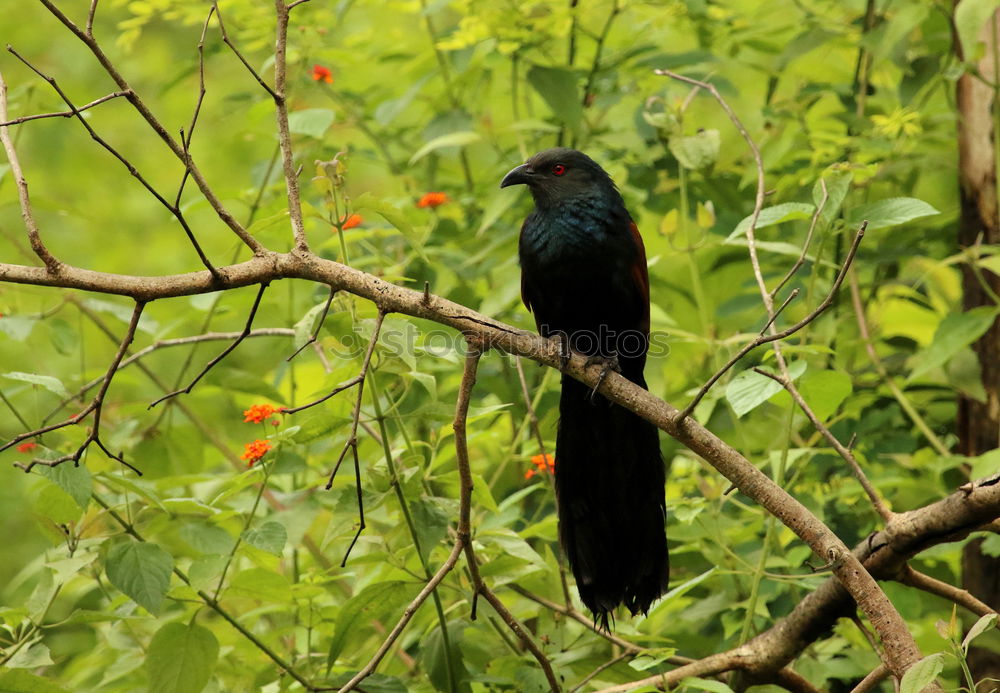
[417,192,449,208]
[243,403,280,424]
[241,439,272,466]
[311,64,333,83]
[16,442,37,453]
[524,453,555,480]
[340,213,362,230]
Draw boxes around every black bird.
[501,148,669,627]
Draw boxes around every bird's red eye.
[552,164,566,176]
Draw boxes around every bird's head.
[500,148,617,208]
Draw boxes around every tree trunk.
[955,8,1000,690]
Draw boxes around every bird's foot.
[585,353,620,402]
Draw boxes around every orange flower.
[524,453,555,480]
[416,192,449,208]
[340,213,362,230]
[243,404,280,424]
[16,442,38,453]
[311,64,333,83]
[241,439,272,466]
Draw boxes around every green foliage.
[0,0,996,690]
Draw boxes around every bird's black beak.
[500,163,534,189]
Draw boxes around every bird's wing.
[627,220,651,335]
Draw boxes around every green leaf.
[408,130,481,164]
[725,362,806,417]
[2,371,69,398]
[955,0,1000,61]
[146,622,219,693]
[227,567,291,602]
[668,129,720,170]
[797,370,852,420]
[0,668,69,693]
[846,197,939,230]
[727,202,816,241]
[899,653,944,693]
[39,463,92,509]
[526,65,583,130]
[242,521,287,556]
[353,192,429,262]
[0,316,37,341]
[962,613,998,653]
[409,497,451,563]
[812,166,853,230]
[179,522,235,555]
[327,582,412,667]
[288,108,335,138]
[678,678,736,693]
[909,307,1000,379]
[294,301,330,351]
[105,542,173,614]
[420,620,472,693]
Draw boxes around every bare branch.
[680,223,866,420]
[8,301,145,475]
[452,345,561,692]
[149,283,270,407]
[287,287,336,361]
[771,178,829,298]
[271,0,309,251]
[0,90,128,127]
[900,565,998,618]
[213,4,279,100]
[85,0,98,37]
[175,5,216,206]
[35,0,264,254]
[848,664,889,693]
[0,69,61,272]
[657,69,768,304]
[6,47,219,277]
[752,366,893,523]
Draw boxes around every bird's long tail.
[555,375,669,627]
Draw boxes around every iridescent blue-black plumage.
[501,148,668,626]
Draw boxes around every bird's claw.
[551,333,571,371]
[585,353,620,402]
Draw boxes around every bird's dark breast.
[519,201,647,371]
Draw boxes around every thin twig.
[44,329,294,425]
[287,287,336,361]
[175,5,216,206]
[283,312,384,491]
[213,3,279,100]
[7,47,218,277]
[900,565,997,617]
[148,283,269,408]
[848,664,889,693]
[771,178,829,299]
[271,0,309,251]
[453,346,561,692]
[283,311,384,417]
[35,0,264,254]
[85,0,99,37]
[0,90,127,127]
[679,224,866,420]
[752,366,893,522]
[8,301,145,475]
[0,69,61,272]
[657,70,768,304]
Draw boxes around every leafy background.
[0,0,997,691]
